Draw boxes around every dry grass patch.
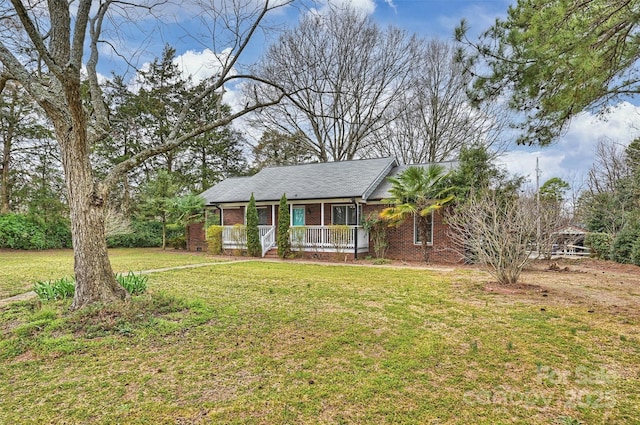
[0,259,638,424]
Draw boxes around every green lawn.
[0,256,638,424]
[0,248,219,298]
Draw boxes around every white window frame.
[413,212,433,245]
[331,204,361,226]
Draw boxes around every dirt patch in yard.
[520,259,640,318]
[455,258,640,320]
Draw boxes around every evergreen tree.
[246,193,261,257]
[449,145,524,202]
[138,170,180,250]
[135,45,188,175]
[180,80,248,191]
[456,0,640,146]
[277,193,291,258]
[1,81,54,213]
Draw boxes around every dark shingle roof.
[367,160,459,201]
[201,157,397,204]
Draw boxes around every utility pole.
[536,157,541,257]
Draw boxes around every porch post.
[353,201,359,260]
[271,204,276,227]
[321,202,325,246]
[290,203,293,226]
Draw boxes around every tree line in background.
[0,45,246,251]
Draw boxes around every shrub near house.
[0,213,71,249]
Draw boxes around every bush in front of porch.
[277,194,291,258]
[246,193,261,257]
[206,225,223,255]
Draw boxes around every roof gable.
[367,161,458,201]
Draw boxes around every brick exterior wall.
[187,203,462,264]
[381,207,461,264]
[186,222,207,252]
[222,207,245,225]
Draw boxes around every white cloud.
[382,0,397,13]
[173,48,232,85]
[316,0,377,15]
[499,101,640,190]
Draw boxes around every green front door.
[292,206,305,226]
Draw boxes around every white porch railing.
[221,225,369,253]
[289,226,369,252]
[261,226,276,257]
[222,225,274,250]
[554,244,591,257]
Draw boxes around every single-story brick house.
[187,157,460,262]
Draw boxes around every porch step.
[263,248,279,258]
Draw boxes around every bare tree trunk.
[54,117,128,310]
[162,215,167,250]
[1,87,15,214]
[418,217,430,263]
[0,136,10,213]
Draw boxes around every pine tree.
[246,193,261,257]
[277,193,291,258]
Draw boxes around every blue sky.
[99,0,639,193]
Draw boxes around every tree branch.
[9,0,63,77]
[99,92,285,197]
[86,0,113,146]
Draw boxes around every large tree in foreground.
[456,0,640,146]
[0,0,290,309]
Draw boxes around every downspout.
[213,204,223,225]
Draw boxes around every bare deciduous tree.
[587,137,630,195]
[447,192,538,285]
[534,185,573,260]
[0,0,290,309]
[249,5,420,162]
[578,137,639,235]
[363,39,510,164]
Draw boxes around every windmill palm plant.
[381,165,455,262]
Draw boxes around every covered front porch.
[221,225,370,257]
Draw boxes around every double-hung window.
[332,205,361,226]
